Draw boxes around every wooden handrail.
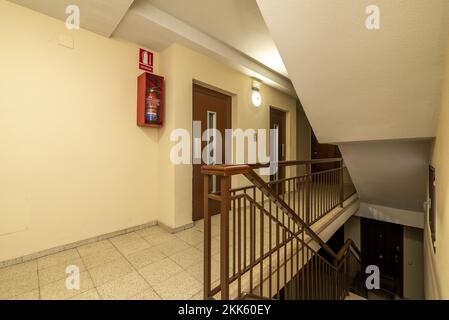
[336,239,361,261]
[202,158,361,300]
[243,168,341,261]
[201,158,343,176]
[250,158,343,169]
[201,164,250,176]
[225,193,338,272]
[258,174,362,267]
[202,160,357,262]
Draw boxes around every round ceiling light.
[251,89,262,107]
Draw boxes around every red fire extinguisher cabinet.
[137,72,164,127]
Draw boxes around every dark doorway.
[192,84,232,221]
[270,108,286,194]
[318,225,345,263]
[361,218,403,297]
[311,130,341,172]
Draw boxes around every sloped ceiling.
[258,0,448,214]
[113,0,294,95]
[258,0,449,143]
[146,0,288,77]
[339,140,431,212]
[8,0,134,37]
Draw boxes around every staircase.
[201,159,364,300]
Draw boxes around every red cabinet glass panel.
[137,72,164,127]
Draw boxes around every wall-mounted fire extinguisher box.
[137,72,164,127]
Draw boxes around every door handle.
[379,255,383,260]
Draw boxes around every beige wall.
[0,2,302,261]
[0,1,160,262]
[344,216,361,249]
[344,216,424,299]
[425,28,449,300]
[157,43,298,228]
[404,226,424,299]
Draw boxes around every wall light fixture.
[251,80,262,108]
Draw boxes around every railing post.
[220,175,231,300]
[305,162,311,225]
[346,255,351,295]
[203,174,211,300]
[339,160,344,208]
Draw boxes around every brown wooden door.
[270,108,286,194]
[192,84,232,221]
[311,130,341,172]
[361,218,403,297]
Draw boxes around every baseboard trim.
[0,220,159,269]
[158,221,195,234]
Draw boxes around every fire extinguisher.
[146,86,160,123]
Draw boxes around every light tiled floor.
[0,192,357,301]
[0,223,218,300]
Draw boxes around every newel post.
[339,159,344,208]
[346,255,351,295]
[220,175,231,300]
[305,162,312,225]
[203,174,211,300]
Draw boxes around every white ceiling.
[339,140,430,212]
[258,0,449,143]
[113,5,182,52]
[9,0,134,37]
[145,0,288,77]
[257,0,448,213]
[113,0,294,95]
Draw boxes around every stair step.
[345,292,367,300]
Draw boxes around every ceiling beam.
[130,1,296,97]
